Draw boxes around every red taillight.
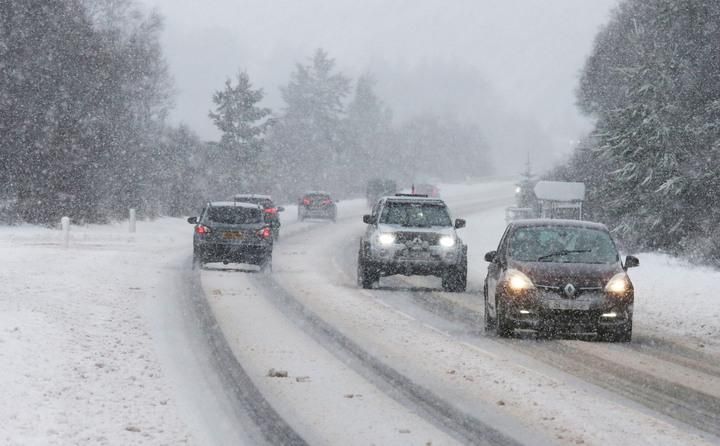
[302,198,311,205]
[257,227,272,239]
[195,225,210,235]
[264,207,278,215]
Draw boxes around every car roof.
[233,194,272,200]
[508,218,609,231]
[208,201,263,209]
[384,196,446,204]
[303,191,331,195]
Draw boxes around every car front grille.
[395,232,441,245]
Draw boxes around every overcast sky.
[137,0,620,167]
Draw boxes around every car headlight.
[378,233,396,245]
[605,273,629,294]
[505,269,535,291]
[439,235,455,248]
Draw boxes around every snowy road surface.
[2,179,720,445]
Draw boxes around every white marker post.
[129,208,136,233]
[61,216,70,248]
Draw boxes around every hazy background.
[137,0,620,171]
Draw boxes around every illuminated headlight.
[505,269,535,291]
[378,233,396,245]
[439,236,456,248]
[515,186,521,194]
[605,273,629,294]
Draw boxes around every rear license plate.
[546,299,590,311]
[222,231,243,240]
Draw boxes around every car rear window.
[206,206,262,224]
[509,226,619,263]
[379,202,451,227]
[236,197,273,208]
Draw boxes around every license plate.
[222,231,243,240]
[403,250,430,260]
[546,299,590,311]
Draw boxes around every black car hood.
[508,259,623,288]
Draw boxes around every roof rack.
[395,193,429,198]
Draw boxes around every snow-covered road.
[2,179,720,445]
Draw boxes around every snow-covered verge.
[0,220,199,446]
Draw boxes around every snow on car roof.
[209,201,263,209]
[510,218,608,231]
[385,195,445,204]
[233,194,272,200]
[534,181,585,202]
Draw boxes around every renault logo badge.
[564,283,576,298]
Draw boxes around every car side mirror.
[187,216,198,224]
[454,218,466,229]
[363,214,375,224]
[624,255,639,269]
[484,250,497,263]
[277,206,285,212]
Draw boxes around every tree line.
[551,0,720,261]
[202,48,492,205]
[0,0,492,225]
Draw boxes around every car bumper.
[196,242,272,264]
[502,290,633,333]
[367,246,463,276]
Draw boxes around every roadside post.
[129,208,136,233]
[61,216,70,248]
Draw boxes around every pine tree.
[209,70,272,193]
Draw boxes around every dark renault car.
[298,191,337,221]
[188,201,273,270]
[232,194,285,240]
[483,219,639,341]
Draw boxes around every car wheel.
[260,255,272,273]
[441,258,467,292]
[357,252,377,289]
[496,296,513,337]
[599,312,633,342]
[484,283,496,331]
[272,229,280,241]
[192,249,202,270]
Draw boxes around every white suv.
[357,194,467,291]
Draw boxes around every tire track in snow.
[249,272,523,446]
[185,268,308,446]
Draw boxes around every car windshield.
[206,206,262,224]
[379,202,451,227]
[236,197,273,208]
[509,226,619,263]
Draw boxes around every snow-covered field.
[1,179,719,444]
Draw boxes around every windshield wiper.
[537,249,591,262]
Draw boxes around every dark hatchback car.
[188,201,273,270]
[232,194,285,240]
[298,191,337,222]
[483,219,639,341]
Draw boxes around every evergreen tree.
[209,70,272,193]
[562,0,720,259]
[271,49,351,193]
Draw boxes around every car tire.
[496,296,513,337]
[260,255,272,273]
[442,255,467,292]
[272,228,280,241]
[599,312,633,342]
[357,252,377,289]
[484,283,496,331]
[192,249,202,270]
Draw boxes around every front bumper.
[367,244,463,276]
[501,289,633,333]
